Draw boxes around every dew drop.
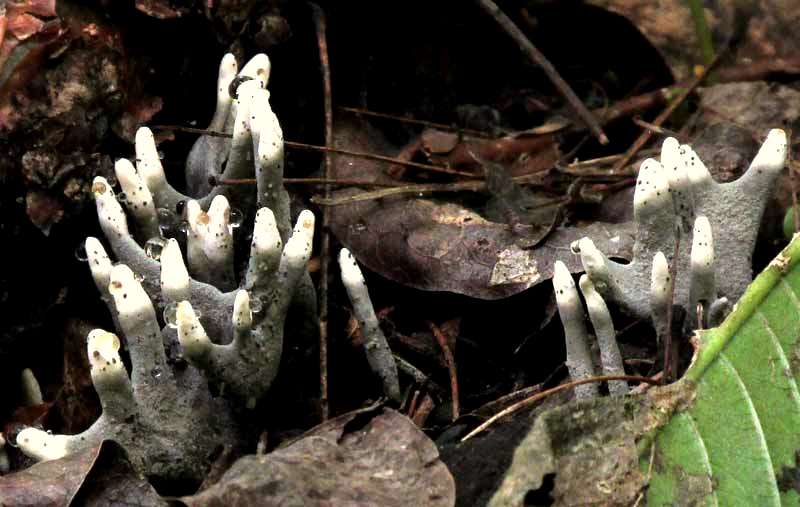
[133,271,145,283]
[164,302,178,329]
[106,175,117,187]
[179,220,190,235]
[75,241,88,262]
[250,297,263,314]
[176,200,186,215]
[5,423,25,446]
[230,207,244,228]
[151,367,162,379]
[116,192,128,204]
[144,237,168,260]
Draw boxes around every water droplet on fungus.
[75,241,88,262]
[164,302,178,328]
[144,237,167,260]
[230,207,244,228]
[250,296,263,313]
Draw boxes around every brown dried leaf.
[0,440,160,506]
[329,118,634,299]
[70,440,164,506]
[181,407,454,507]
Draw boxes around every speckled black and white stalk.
[553,260,598,399]
[553,130,786,398]
[578,275,627,396]
[338,248,401,402]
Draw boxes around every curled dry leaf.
[181,407,455,507]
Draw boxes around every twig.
[630,116,686,141]
[460,374,660,442]
[663,234,680,383]
[150,125,478,178]
[428,321,459,422]
[610,51,723,172]
[338,106,491,138]
[286,140,479,177]
[312,182,567,206]
[394,355,447,398]
[472,0,608,145]
[309,1,331,422]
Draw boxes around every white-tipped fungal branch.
[576,130,786,320]
[553,261,598,399]
[338,248,401,402]
[553,130,787,399]
[579,276,628,396]
[16,53,318,485]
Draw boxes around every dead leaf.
[181,407,454,507]
[329,118,635,299]
[0,440,160,506]
[69,440,164,506]
[488,395,651,507]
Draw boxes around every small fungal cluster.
[553,129,787,395]
[15,53,316,485]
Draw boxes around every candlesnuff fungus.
[554,130,787,395]
[339,248,401,402]
[573,129,787,322]
[16,53,317,484]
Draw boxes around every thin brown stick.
[630,116,685,141]
[285,140,479,177]
[610,51,723,173]
[312,182,568,206]
[309,1,331,422]
[394,355,447,398]
[218,176,400,187]
[428,321,459,422]
[663,234,680,383]
[150,125,478,178]
[472,0,608,145]
[338,106,491,138]
[460,374,660,442]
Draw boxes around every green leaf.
[645,234,800,506]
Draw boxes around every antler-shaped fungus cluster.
[554,129,787,396]
[17,53,316,484]
[574,129,787,321]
